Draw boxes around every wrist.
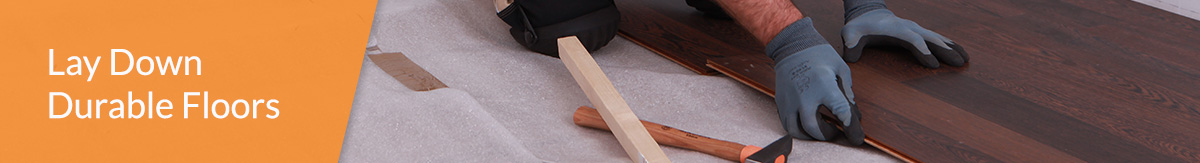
[713,0,804,44]
[842,0,887,21]
[765,18,829,62]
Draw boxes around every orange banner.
[0,0,376,162]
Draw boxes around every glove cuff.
[843,0,887,21]
[765,17,829,61]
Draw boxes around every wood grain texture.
[616,0,1200,162]
[558,36,672,163]
[367,52,448,91]
[613,0,762,75]
[573,106,748,162]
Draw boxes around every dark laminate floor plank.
[978,0,1200,99]
[963,18,1200,122]
[996,18,1200,108]
[616,0,1200,162]
[614,0,741,74]
[905,73,1184,162]
[624,0,765,55]
[856,101,1003,163]
[1062,0,1200,33]
[917,0,1200,128]
[850,66,1084,162]
[788,0,847,48]
[708,57,776,95]
[944,22,1200,162]
[1081,25,1200,98]
[969,13,1200,123]
[1091,10,1200,74]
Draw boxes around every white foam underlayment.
[339,0,901,162]
[1134,0,1200,21]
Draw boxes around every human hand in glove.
[768,18,865,145]
[841,0,968,68]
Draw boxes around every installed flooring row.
[614,0,1200,162]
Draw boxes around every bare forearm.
[713,0,805,45]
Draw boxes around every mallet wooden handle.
[573,106,754,162]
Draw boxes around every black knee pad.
[497,0,620,57]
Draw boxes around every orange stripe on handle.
[737,145,786,163]
[739,145,762,162]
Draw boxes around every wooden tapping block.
[575,106,777,162]
[559,36,672,163]
[368,52,448,91]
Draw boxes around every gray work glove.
[841,0,968,68]
[768,18,865,145]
